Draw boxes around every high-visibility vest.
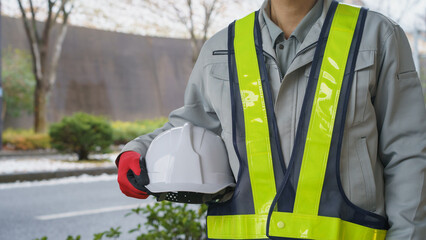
[206,1,389,239]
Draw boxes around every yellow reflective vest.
[207,1,389,239]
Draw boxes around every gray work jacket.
[121,0,426,239]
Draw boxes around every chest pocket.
[347,50,376,126]
[303,50,375,126]
[207,62,232,134]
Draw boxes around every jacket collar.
[258,0,334,76]
[262,0,324,47]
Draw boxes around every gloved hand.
[117,151,150,199]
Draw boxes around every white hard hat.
[145,122,235,203]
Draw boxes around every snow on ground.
[0,153,118,174]
[0,173,118,190]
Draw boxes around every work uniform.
[121,0,426,239]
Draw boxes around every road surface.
[0,175,155,240]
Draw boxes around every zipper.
[262,51,283,80]
[291,42,318,65]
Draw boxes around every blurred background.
[0,0,425,239]
[1,0,424,131]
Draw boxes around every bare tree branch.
[48,24,68,88]
[17,0,35,45]
[17,0,43,81]
[48,1,73,88]
[202,0,218,42]
[142,0,238,62]
[28,0,40,43]
[42,0,55,45]
[53,0,69,24]
[172,4,188,26]
[394,0,419,22]
[63,3,74,23]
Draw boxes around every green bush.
[93,227,121,240]
[49,113,113,160]
[94,202,207,240]
[35,202,207,240]
[3,129,50,150]
[129,202,207,240]
[111,118,168,145]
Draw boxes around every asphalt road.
[0,177,155,240]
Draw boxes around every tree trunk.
[190,39,203,64]
[78,149,89,160]
[17,0,73,133]
[34,82,48,133]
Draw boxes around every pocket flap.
[210,63,229,81]
[397,70,418,80]
[304,50,375,77]
[355,50,375,71]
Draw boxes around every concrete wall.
[1,16,193,128]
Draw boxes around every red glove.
[117,151,150,199]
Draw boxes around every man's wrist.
[116,151,140,167]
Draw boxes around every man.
[117,0,426,239]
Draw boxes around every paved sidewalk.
[0,149,60,159]
[0,166,117,183]
[0,151,119,183]
[0,145,123,159]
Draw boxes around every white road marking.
[36,202,152,220]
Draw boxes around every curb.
[0,151,60,159]
[0,147,123,159]
[0,166,117,183]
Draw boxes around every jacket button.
[278,44,284,50]
[277,221,285,229]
